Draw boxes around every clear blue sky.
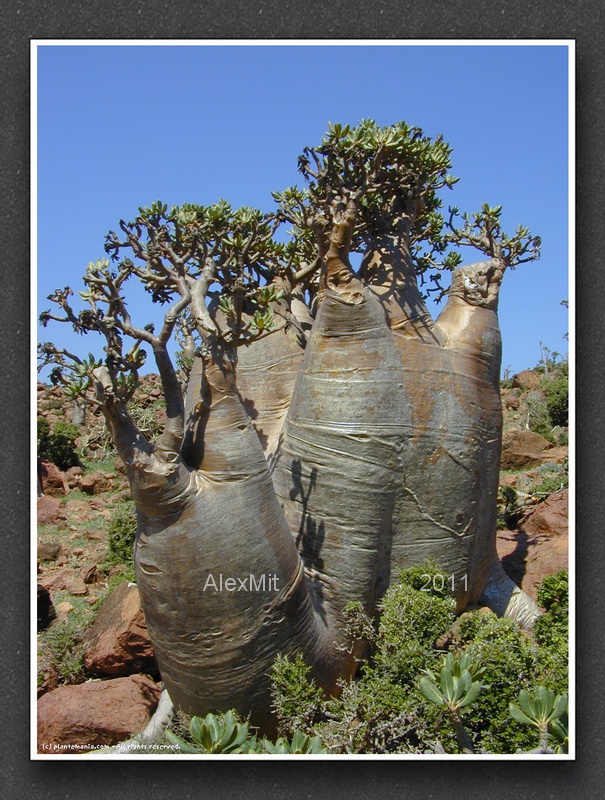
[36,42,570,378]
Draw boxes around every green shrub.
[526,390,553,440]
[270,652,325,736]
[373,564,456,684]
[38,614,89,685]
[105,500,138,566]
[533,571,568,696]
[37,417,81,470]
[452,611,540,753]
[537,570,568,611]
[542,368,568,428]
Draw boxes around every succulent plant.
[165,710,256,754]
[261,730,326,754]
[509,686,568,752]
[418,652,488,752]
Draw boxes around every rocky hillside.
[35,364,569,753]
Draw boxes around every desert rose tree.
[38,120,541,730]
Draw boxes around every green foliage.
[37,417,81,471]
[373,563,456,685]
[533,572,568,696]
[269,562,458,753]
[526,390,553,440]
[105,500,137,567]
[270,653,325,736]
[451,611,541,753]
[509,687,568,752]
[38,614,89,685]
[509,686,567,729]
[537,570,568,612]
[542,369,569,427]
[418,652,487,712]
[262,731,326,754]
[165,711,256,754]
[165,710,327,754]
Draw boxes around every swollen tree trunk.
[364,241,538,622]
[235,296,308,466]
[272,206,408,663]
[98,349,339,732]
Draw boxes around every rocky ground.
[35,368,569,754]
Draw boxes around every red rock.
[518,489,568,537]
[39,460,70,497]
[37,496,65,525]
[540,446,568,465]
[504,395,521,410]
[500,429,553,470]
[497,489,568,601]
[65,466,83,488]
[41,569,88,596]
[38,541,66,562]
[81,563,99,584]
[79,472,112,495]
[83,581,158,677]
[511,370,541,391]
[37,675,161,753]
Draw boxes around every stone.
[518,489,568,538]
[37,495,65,525]
[511,369,541,391]
[83,581,158,677]
[504,395,521,410]
[65,466,83,488]
[39,460,70,497]
[81,563,99,584]
[500,428,553,470]
[497,490,568,601]
[37,584,56,631]
[37,674,161,753]
[38,541,65,562]
[55,601,74,621]
[540,446,569,465]
[41,569,88,596]
[79,472,111,495]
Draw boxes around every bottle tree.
[39,120,541,730]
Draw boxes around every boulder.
[518,489,568,538]
[39,460,70,497]
[79,472,112,495]
[81,563,99,584]
[500,429,553,470]
[65,466,83,488]
[83,581,158,677]
[511,370,541,391]
[37,496,65,525]
[37,674,161,753]
[504,394,521,410]
[38,541,66,562]
[497,490,568,601]
[40,569,88,596]
[37,584,56,631]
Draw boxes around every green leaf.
[509,702,536,727]
[165,730,200,754]
[189,716,203,745]
[418,676,445,706]
[459,681,482,708]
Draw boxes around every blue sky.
[36,42,571,377]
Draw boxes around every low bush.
[37,417,81,471]
[105,500,138,567]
